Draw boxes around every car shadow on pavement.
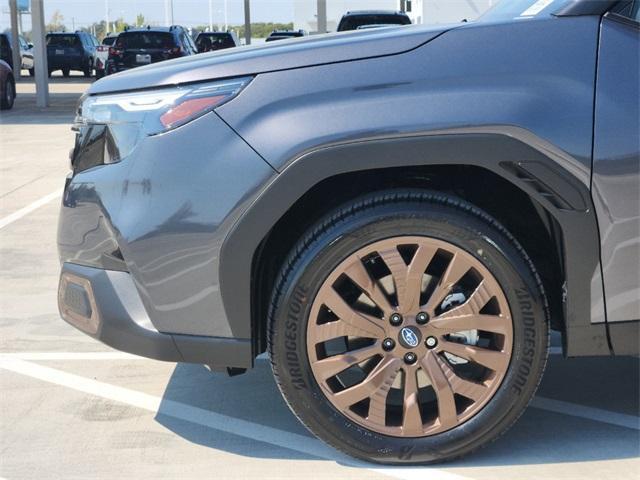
[155,354,640,465]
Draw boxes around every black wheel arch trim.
[219,129,611,361]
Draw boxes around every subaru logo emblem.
[401,327,419,348]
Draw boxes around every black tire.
[28,68,35,77]
[1,74,15,110]
[62,68,70,78]
[268,190,549,465]
[83,60,92,78]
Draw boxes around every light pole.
[208,0,213,31]
[105,0,110,33]
[164,0,174,26]
[243,0,251,45]
[224,0,228,31]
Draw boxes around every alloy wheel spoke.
[403,244,438,313]
[378,247,411,311]
[438,360,488,402]
[313,343,381,380]
[322,288,385,339]
[402,367,423,435]
[439,340,508,372]
[422,252,471,315]
[420,352,457,429]
[343,258,394,315]
[378,244,436,312]
[429,314,507,335]
[334,356,401,409]
[313,320,376,343]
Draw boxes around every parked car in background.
[356,24,400,30]
[194,31,239,53]
[95,34,117,79]
[0,33,34,75]
[57,0,639,467]
[265,29,308,42]
[0,33,11,67]
[0,59,15,110]
[46,31,98,77]
[337,10,412,31]
[106,26,197,75]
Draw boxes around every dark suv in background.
[106,26,197,75]
[46,31,98,77]
[337,10,412,31]
[59,0,639,466]
[265,29,308,42]
[194,31,239,53]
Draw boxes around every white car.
[95,35,117,79]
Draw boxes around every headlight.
[74,77,252,164]
[77,76,252,135]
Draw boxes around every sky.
[0,0,297,32]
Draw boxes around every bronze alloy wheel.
[307,236,513,437]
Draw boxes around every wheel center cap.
[398,326,422,349]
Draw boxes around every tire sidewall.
[270,199,548,464]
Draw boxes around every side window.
[614,0,640,22]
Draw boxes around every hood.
[88,24,452,95]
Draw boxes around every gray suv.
[58,0,639,464]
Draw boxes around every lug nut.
[382,338,396,351]
[404,352,417,364]
[389,313,403,326]
[416,312,429,325]
[425,336,438,349]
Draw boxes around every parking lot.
[1,78,639,480]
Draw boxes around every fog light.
[58,272,100,334]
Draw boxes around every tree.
[46,10,65,32]
[136,14,145,28]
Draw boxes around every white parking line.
[0,348,565,361]
[0,352,146,361]
[530,396,639,430]
[0,358,472,480]
[0,189,62,230]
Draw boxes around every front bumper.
[57,110,274,366]
[58,262,252,366]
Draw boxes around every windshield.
[478,0,571,22]
[116,32,174,50]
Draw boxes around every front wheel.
[268,190,549,464]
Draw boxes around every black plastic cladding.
[219,133,610,361]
